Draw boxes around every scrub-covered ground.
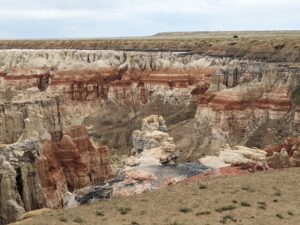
[1,31,300,62]
[14,167,300,225]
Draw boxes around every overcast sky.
[0,0,299,39]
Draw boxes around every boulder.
[199,145,267,169]
[124,156,140,167]
[74,184,113,205]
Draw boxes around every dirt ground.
[14,167,300,225]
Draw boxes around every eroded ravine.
[0,49,299,224]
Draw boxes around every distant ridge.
[153,30,300,38]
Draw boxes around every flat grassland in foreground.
[15,167,300,225]
[1,31,300,62]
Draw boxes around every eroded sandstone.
[0,49,299,224]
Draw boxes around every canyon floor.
[14,167,300,225]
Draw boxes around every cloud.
[0,0,298,38]
[0,9,126,20]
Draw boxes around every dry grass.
[14,167,300,225]
[1,31,300,62]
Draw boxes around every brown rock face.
[38,125,110,202]
[55,126,110,191]
[0,125,110,225]
[195,63,299,155]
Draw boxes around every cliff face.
[195,62,299,152]
[0,49,299,224]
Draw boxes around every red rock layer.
[37,125,110,208]
[200,87,292,113]
[1,67,216,102]
[38,140,68,209]
[57,126,110,191]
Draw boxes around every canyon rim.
[0,31,299,224]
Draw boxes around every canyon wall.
[0,49,299,224]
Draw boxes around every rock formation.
[267,149,290,168]
[199,145,268,169]
[0,111,110,224]
[195,62,299,155]
[266,136,300,168]
[0,49,299,224]
[128,115,177,165]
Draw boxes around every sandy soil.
[14,167,300,225]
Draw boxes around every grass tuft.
[215,205,236,213]
[195,211,211,216]
[58,216,67,222]
[198,184,207,189]
[118,207,132,215]
[179,207,192,213]
[276,213,284,219]
[95,210,104,216]
[220,215,237,224]
[241,186,255,192]
[73,216,84,223]
[241,201,251,207]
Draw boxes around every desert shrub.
[95,210,104,216]
[118,207,131,215]
[215,205,236,213]
[220,215,237,224]
[179,207,192,213]
[241,202,251,207]
[241,186,256,192]
[274,191,282,197]
[73,216,84,223]
[198,184,207,189]
[195,211,211,216]
[59,216,68,222]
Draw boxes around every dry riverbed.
[14,167,300,225]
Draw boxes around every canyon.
[0,45,299,224]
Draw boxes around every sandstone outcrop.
[195,62,299,155]
[266,136,300,168]
[0,113,110,224]
[199,145,268,169]
[0,50,298,155]
[128,115,177,165]
[0,49,299,223]
[267,149,290,168]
